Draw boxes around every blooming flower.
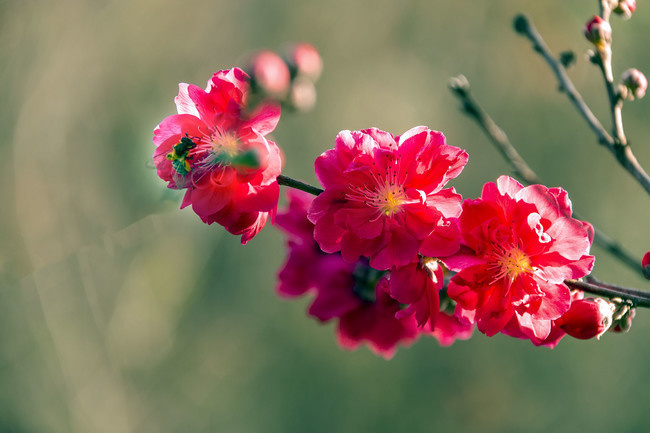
[389,257,443,329]
[308,127,468,270]
[153,68,282,244]
[501,289,584,348]
[276,190,422,358]
[445,176,595,341]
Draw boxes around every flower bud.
[246,50,291,98]
[620,68,648,100]
[286,43,323,82]
[613,0,636,19]
[611,307,635,333]
[642,251,650,280]
[556,298,616,340]
[584,16,612,48]
[289,76,317,112]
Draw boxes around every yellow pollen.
[215,132,239,156]
[497,247,532,279]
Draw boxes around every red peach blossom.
[276,190,425,358]
[502,290,584,348]
[389,257,443,329]
[153,68,282,244]
[445,176,595,341]
[308,127,467,270]
[426,311,474,347]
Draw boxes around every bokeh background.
[2,1,650,432]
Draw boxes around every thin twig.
[448,74,644,277]
[277,174,323,196]
[566,279,650,308]
[513,14,650,196]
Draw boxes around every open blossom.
[502,290,584,348]
[308,127,468,270]
[276,190,420,358]
[445,176,595,341]
[389,257,443,329]
[152,68,282,244]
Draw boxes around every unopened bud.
[246,50,291,98]
[286,43,323,82]
[642,251,650,279]
[556,298,616,340]
[611,306,635,333]
[613,0,636,19]
[584,16,612,48]
[289,76,317,112]
[620,68,648,100]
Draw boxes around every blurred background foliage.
[1,0,650,432]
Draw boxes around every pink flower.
[276,190,421,359]
[308,127,468,270]
[153,68,282,244]
[427,310,474,347]
[502,290,584,348]
[389,257,443,329]
[445,176,595,341]
[337,276,420,359]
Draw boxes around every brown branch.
[448,74,644,277]
[513,13,650,196]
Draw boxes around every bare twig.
[448,74,644,277]
[566,279,650,308]
[513,14,650,196]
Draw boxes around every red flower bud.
[620,68,648,100]
[642,251,650,280]
[613,0,636,19]
[556,298,615,340]
[584,16,612,48]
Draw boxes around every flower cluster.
[276,190,472,358]
[152,54,631,359]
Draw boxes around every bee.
[166,135,197,176]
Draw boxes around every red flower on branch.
[153,68,282,244]
[308,127,468,270]
[445,176,595,341]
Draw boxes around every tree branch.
[513,13,650,196]
[277,174,323,196]
[448,74,644,277]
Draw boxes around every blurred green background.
[1,1,650,432]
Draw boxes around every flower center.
[346,165,410,218]
[197,130,260,171]
[376,182,408,216]
[487,244,532,281]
